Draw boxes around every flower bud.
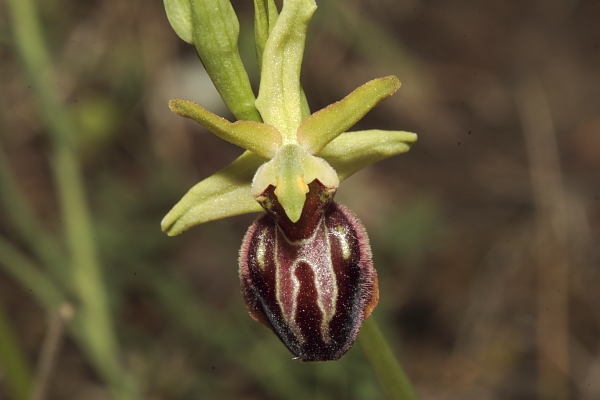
[239,181,378,361]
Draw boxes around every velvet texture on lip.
[239,181,379,362]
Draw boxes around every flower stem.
[357,317,420,400]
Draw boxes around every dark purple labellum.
[239,181,378,362]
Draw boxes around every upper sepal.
[255,0,317,140]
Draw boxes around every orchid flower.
[162,0,416,361]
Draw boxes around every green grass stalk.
[0,144,69,286]
[0,300,32,400]
[5,0,136,397]
[357,317,420,400]
[0,238,66,309]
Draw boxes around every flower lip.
[239,180,379,362]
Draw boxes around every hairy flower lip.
[239,180,379,362]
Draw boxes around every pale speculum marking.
[256,228,268,270]
[333,225,351,260]
[274,225,303,342]
[275,217,339,344]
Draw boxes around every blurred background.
[1,0,599,399]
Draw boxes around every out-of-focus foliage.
[1,0,599,399]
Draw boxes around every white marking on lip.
[256,229,267,270]
[333,225,351,260]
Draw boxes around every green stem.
[5,0,135,398]
[0,237,66,309]
[357,317,419,400]
[0,143,69,287]
[0,299,33,400]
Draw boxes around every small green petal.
[252,144,339,223]
[255,0,316,141]
[318,130,417,181]
[169,98,282,159]
[297,76,401,155]
[162,151,266,236]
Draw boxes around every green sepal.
[164,0,193,43]
[297,76,401,155]
[318,130,417,181]
[255,0,317,140]
[162,151,266,236]
[169,98,282,158]
[254,0,312,121]
[252,144,339,223]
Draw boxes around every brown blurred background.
[1,0,599,399]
